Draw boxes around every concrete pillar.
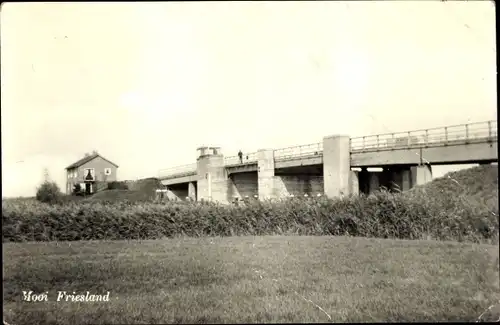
[369,173,380,193]
[411,165,432,187]
[390,169,401,191]
[257,149,275,201]
[401,169,412,191]
[323,135,351,198]
[197,148,228,203]
[349,171,359,195]
[188,182,196,201]
[388,167,412,192]
[358,167,370,194]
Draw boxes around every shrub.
[35,181,62,204]
[108,181,129,190]
[72,183,84,196]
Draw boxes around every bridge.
[157,120,497,203]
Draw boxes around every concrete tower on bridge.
[196,146,224,202]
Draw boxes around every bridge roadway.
[159,120,498,187]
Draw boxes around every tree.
[36,180,62,204]
[72,183,83,196]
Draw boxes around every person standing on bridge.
[238,150,243,164]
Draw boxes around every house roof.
[65,153,119,170]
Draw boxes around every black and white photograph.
[2,1,499,324]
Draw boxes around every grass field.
[3,236,500,324]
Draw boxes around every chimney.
[84,153,90,157]
[92,150,98,155]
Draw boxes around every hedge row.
[2,188,498,243]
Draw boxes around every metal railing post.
[376,135,379,149]
[444,127,448,144]
[488,121,492,140]
[425,129,428,146]
[392,133,395,149]
[465,124,469,143]
[408,131,411,146]
[362,137,365,150]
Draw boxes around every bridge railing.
[158,163,197,179]
[224,151,258,166]
[274,142,323,161]
[350,120,497,152]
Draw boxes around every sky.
[1,1,497,198]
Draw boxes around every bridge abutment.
[323,135,351,198]
[165,184,188,201]
[411,165,433,187]
[166,189,180,201]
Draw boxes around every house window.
[84,168,95,181]
[104,168,112,176]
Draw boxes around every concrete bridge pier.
[387,167,412,192]
[257,149,275,201]
[323,135,351,198]
[358,167,370,194]
[349,170,360,195]
[188,182,197,201]
[400,168,412,191]
[369,172,380,193]
[196,146,228,203]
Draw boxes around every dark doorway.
[85,183,91,195]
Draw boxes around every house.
[65,151,119,195]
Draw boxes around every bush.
[108,181,129,190]
[72,183,84,196]
[35,181,62,204]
